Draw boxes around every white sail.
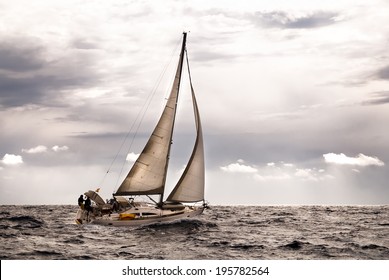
[115,34,187,196]
[166,68,205,202]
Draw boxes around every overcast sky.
[1,0,389,205]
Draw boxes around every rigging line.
[112,38,182,193]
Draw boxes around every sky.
[1,0,389,205]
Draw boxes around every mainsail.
[115,32,204,203]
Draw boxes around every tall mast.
[159,32,187,205]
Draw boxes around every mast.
[159,32,187,205]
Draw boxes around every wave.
[281,240,306,250]
[33,250,63,257]
[62,237,85,245]
[7,215,45,229]
[347,242,389,251]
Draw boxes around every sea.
[0,205,388,260]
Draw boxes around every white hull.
[76,204,204,227]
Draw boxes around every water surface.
[1,205,388,259]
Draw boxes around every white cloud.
[1,154,23,165]
[323,153,385,167]
[22,145,69,153]
[295,168,319,181]
[294,168,334,182]
[22,145,47,154]
[220,162,258,173]
[266,161,294,168]
[52,145,69,152]
[126,152,140,162]
[221,160,336,182]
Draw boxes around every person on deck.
[112,197,119,212]
[85,197,91,211]
[78,195,84,209]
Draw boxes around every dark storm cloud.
[0,74,52,106]
[0,39,45,72]
[0,37,102,107]
[362,91,389,106]
[252,11,339,29]
[0,73,98,107]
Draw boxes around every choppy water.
[0,205,388,259]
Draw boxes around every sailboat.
[75,32,207,226]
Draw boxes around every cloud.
[126,152,140,162]
[221,160,337,183]
[0,68,98,108]
[21,145,68,153]
[295,168,319,181]
[323,153,385,166]
[22,145,48,154]
[377,65,389,80]
[71,38,100,50]
[0,36,103,107]
[252,11,339,29]
[255,165,331,182]
[0,38,45,72]
[52,145,69,152]
[1,154,23,165]
[362,91,389,105]
[220,161,258,173]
